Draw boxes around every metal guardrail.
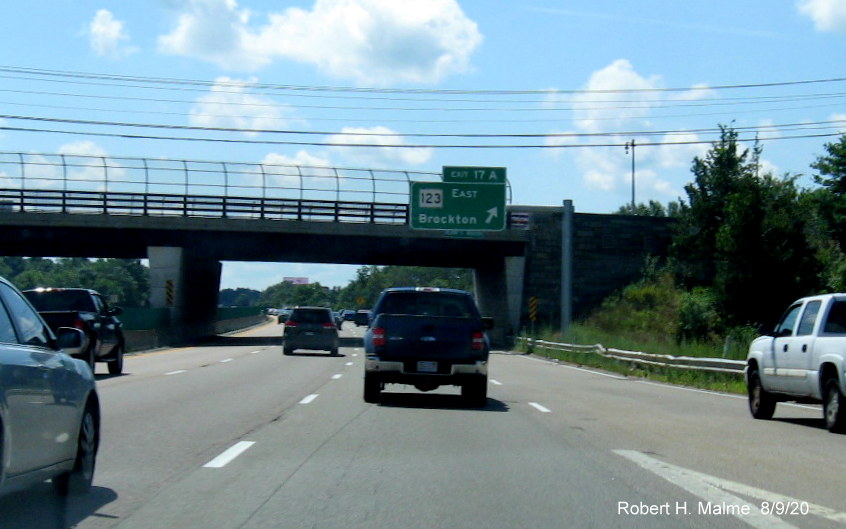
[0,187,409,224]
[520,338,746,374]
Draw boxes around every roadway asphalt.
[1,321,844,529]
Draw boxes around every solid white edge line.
[529,402,551,413]
[165,370,188,376]
[299,394,319,404]
[203,441,255,468]
[220,358,233,363]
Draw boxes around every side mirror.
[482,317,494,330]
[56,327,87,356]
[110,306,124,316]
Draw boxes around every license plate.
[417,361,438,373]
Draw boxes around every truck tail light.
[285,320,298,327]
[322,322,336,329]
[74,318,85,330]
[472,331,485,350]
[372,327,386,347]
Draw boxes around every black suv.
[283,307,339,355]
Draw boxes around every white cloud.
[327,125,433,166]
[798,0,846,33]
[571,59,662,134]
[261,151,335,188]
[190,77,290,135]
[833,113,846,133]
[158,0,482,85]
[88,9,136,58]
[57,142,126,189]
[548,60,703,201]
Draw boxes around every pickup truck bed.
[23,287,125,375]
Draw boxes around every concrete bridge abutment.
[148,246,222,344]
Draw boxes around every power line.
[3,64,846,96]
[2,123,840,149]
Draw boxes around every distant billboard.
[283,277,309,285]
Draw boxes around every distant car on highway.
[353,309,371,327]
[283,307,339,355]
[0,276,100,497]
[23,287,125,374]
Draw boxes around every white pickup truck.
[746,293,846,432]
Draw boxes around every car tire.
[83,344,96,373]
[748,369,776,420]
[462,377,488,407]
[108,343,124,375]
[364,373,381,403]
[283,346,294,355]
[823,378,846,433]
[53,402,99,496]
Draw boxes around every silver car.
[0,275,100,497]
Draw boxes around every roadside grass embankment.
[516,325,748,394]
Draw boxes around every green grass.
[517,326,748,395]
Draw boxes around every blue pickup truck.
[363,287,493,406]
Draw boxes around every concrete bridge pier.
[474,255,524,348]
[148,246,222,344]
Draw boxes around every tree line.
[0,255,471,313]
[4,125,846,341]
[612,126,846,339]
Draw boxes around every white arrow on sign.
[485,207,498,224]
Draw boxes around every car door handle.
[802,344,808,352]
[783,344,789,352]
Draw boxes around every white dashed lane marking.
[203,441,255,468]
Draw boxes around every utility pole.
[625,139,636,213]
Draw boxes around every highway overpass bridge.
[0,153,675,346]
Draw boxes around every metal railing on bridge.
[0,151,511,224]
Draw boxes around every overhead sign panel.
[410,182,506,231]
[442,166,506,184]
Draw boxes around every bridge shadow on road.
[0,484,117,529]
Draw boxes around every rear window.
[824,300,846,334]
[23,290,96,312]
[289,308,332,324]
[379,292,475,318]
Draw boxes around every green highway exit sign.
[443,166,506,184]
[410,181,506,231]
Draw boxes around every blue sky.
[1,1,845,291]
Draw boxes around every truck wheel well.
[820,362,840,393]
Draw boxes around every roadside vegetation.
[521,126,846,394]
[4,125,846,396]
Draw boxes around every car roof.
[382,287,471,295]
[22,287,99,294]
